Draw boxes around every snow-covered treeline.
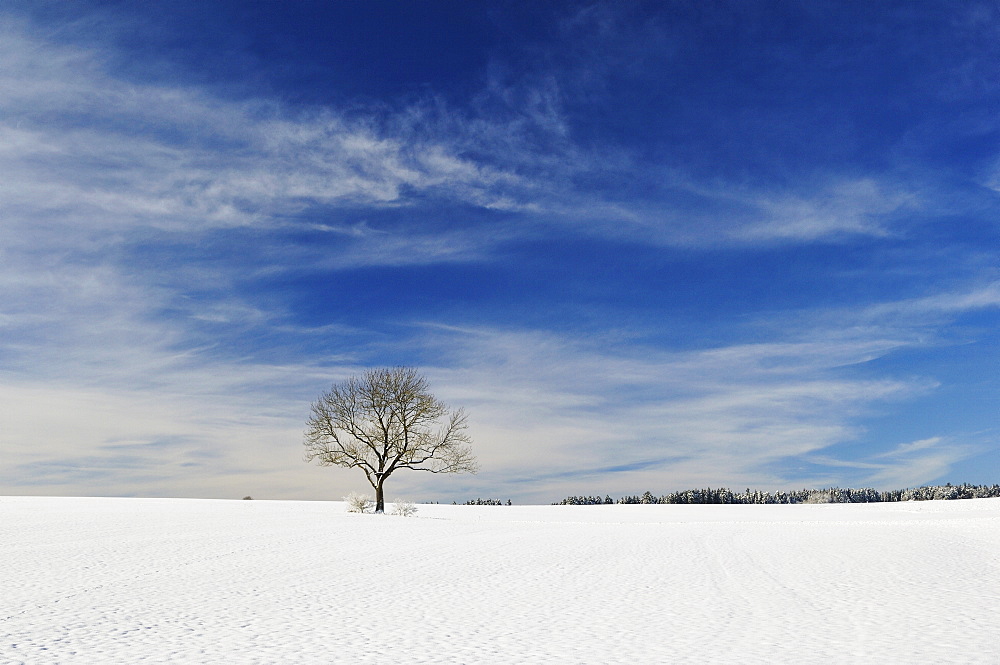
[557,483,1000,505]
[460,498,511,505]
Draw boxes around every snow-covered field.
[3,496,1000,664]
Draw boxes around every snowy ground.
[2,496,1000,664]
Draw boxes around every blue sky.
[2,1,999,503]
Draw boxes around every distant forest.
[557,483,1000,505]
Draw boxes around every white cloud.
[0,275,988,501]
[0,20,532,261]
[379,323,932,502]
[871,282,1000,316]
[861,436,973,490]
[744,178,915,241]
[0,283,931,501]
[395,274,1000,501]
[0,15,932,278]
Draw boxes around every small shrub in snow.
[345,492,373,513]
[390,500,418,517]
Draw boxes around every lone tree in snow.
[303,367,477,513]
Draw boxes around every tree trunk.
[375,481,385,514]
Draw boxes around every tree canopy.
[304,367,477,512]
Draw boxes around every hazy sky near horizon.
[2,0,999,503]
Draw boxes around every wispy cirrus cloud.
[389,327,924,502]
[387,276,1000,502]
[736,178,918,242]
[860,436,979,490]
[0,12,939,281]
[0,21,535,260]
[868,281,1000,317]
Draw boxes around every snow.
[3,496,1000,664]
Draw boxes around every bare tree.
[304,367,477,513]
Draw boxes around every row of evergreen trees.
[557,483,1000,505]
